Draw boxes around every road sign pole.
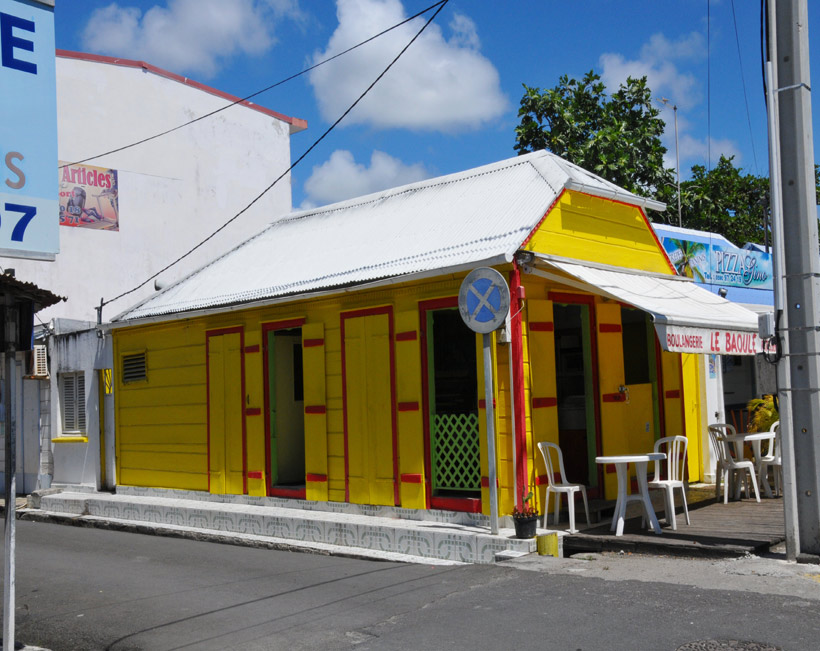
[483,333,499,535]
[458,268,510,537]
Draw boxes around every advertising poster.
[661,238,772,290]
[59,162,119,231]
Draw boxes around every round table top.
[595,453,666,463]
[723,431,775,442]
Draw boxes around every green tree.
[514,71,673,197]
[665,156,771,246]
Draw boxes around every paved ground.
[4,520,820,650]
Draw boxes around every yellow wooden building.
[109,151,760,518]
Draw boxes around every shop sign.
[662,238,772,290]
[0,0,58,259]
[59,162,119,230]
[657,324,763,356]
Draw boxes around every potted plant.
[747,394,779,432]
[512,491,539,539]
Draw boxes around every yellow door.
[344,312,396,506]
[208,330,245,494]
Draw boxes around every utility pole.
[773,0,820,560]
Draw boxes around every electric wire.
[730,0,759,173]
[59,0,448,169]
[100,0,450,312]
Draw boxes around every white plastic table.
[595,453,666,536]
[723,431,776,498]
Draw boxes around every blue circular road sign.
[458,267,511,334]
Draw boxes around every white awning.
[529,254,763,355]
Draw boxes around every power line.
[101,0,450,313]
[60,0,448,169]
[730,0,760,173]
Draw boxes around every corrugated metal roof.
[114,150,662,322]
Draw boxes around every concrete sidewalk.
[17,486,565,565]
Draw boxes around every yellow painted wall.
[525,191,673,274]
[113,274,519,514]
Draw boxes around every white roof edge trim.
[564,180,666,212]
[532,252,684,281]
[109,254,512,327]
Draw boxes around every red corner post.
[509,264,528,509]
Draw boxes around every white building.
[1,50,305,492]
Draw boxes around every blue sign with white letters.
[1,0,58,260]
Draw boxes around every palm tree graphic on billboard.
[669,239,707,281]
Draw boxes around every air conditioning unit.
[27,345,49,379]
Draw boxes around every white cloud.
[599,33,704,111]
[301,149,431,208]
[600,31,743,172]
[81,0,299,78]
[678,135,742,167]
[308,0,507,131]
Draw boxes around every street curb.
[17,510,463,566]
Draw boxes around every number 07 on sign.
[458,268,510,535]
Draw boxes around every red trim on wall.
[205,325,247,495]
[529,321,555,332]
[654,334,667,440]
[606,464,617,474]
[548,290,591,304]
[56,50,308,129]
[535,473,562,485]
[303,338,324,348]
[341,306,399,506]
[599,323,623,333]
[244,345,260,353]
[480,476,499,488]
[400,473,423,484]
[261,318,307,497]
[478,398,496,409]
[510,264,528,510]
[521,189,566,247]
[247,470,263,479]
[419,296,480,513]
[306,473,328,482]
[397,401,419,412]
[304,405,326,415]
[262,318,306,334]
[602,392,627,403]
[431,496,481,513]
[270,486,306,499]
[245,407,261,416]
[395,330,418,342]
[550,293,604,497]
[532,397,558,408]
[665,389,681,399]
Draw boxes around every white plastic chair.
[646,436,690,530]
[537,441,590,534]
[757,421,782,497]
[708,423,760,503]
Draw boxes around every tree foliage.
[656,156,770,245]
[515,72,820,247]
[514,71,673,197]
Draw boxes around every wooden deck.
[563,496,785,558]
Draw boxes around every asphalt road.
[2,520,819,650]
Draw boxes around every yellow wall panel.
[302,321,328,501]
[394,308,425,509]
[525,191,673,274]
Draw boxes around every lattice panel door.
[432,413,480,492]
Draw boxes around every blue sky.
[54,0,820,212]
